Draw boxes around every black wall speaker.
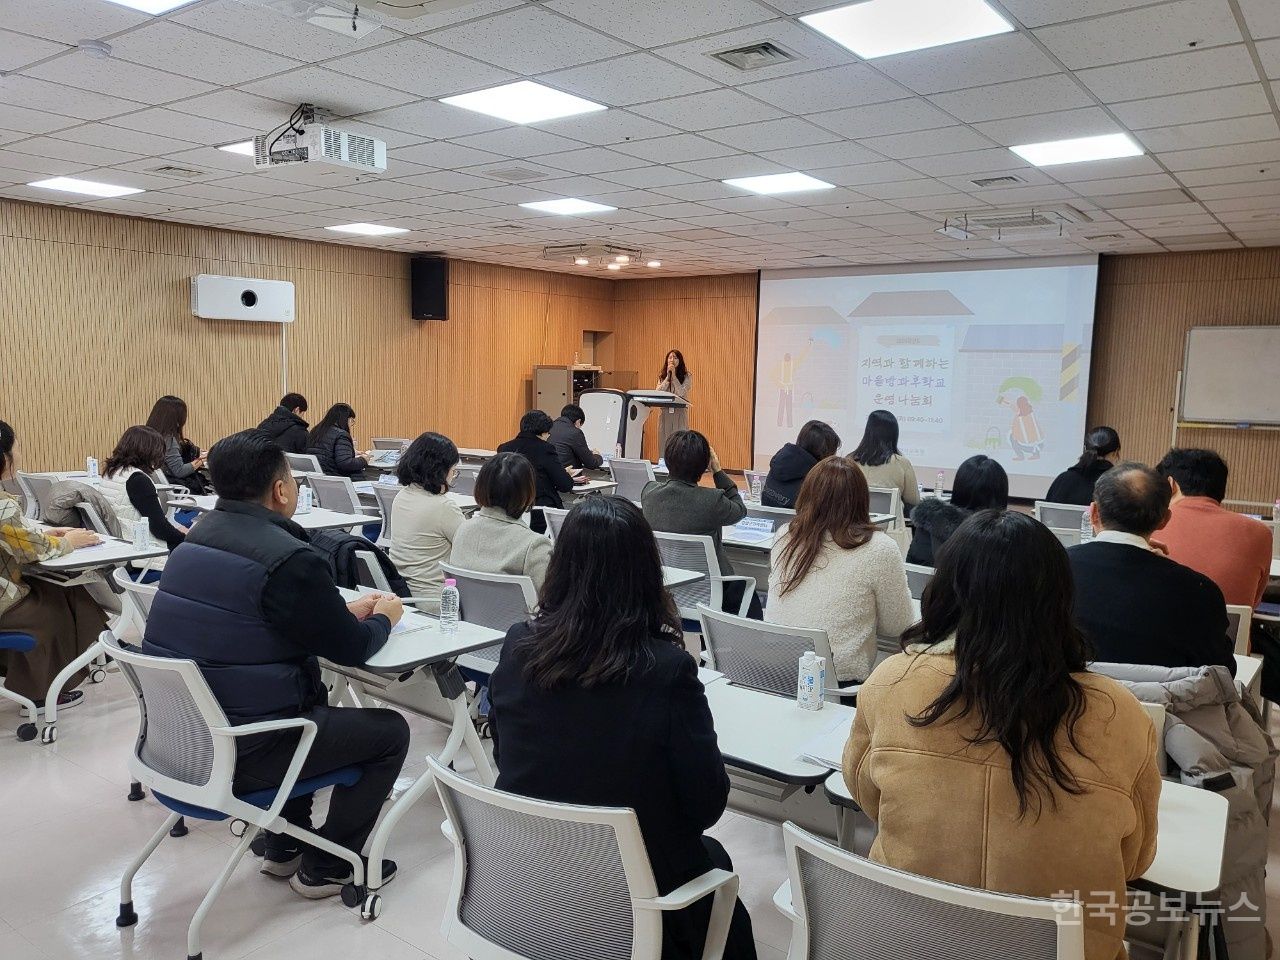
[411,257,448,320]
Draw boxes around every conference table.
[35,535,167,574]
[176,495,372,531]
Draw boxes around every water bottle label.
[132,519,149,549]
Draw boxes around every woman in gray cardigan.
[449,452,552,592]
[145,395,205,493]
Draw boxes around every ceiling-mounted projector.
[254,103,386,174]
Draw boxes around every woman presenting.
[655,348,692,456]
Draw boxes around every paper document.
[798,714,855,770]
[726,517,774,544]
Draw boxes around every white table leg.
[39,637,106,742]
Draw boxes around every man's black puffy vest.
[142,500,322,726]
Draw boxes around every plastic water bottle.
[296,483,313,514]
[798,652,820,711]
[749,474,763,502]
[439,579,459,635]
[1273,498,1280,523]
[1080,508,1093,543]
[86,456,100,485]
[132,518,149,549]
[614,442,622,460]
[935,470,946,498]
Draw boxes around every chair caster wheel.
[340,883,364,909]
[116,900,138,928]
[169,818,189,838]
[127,782,146,801]
[90,668,107,684]
[40,725,56,744]
[360,893,382,921]
[16,723,37,742]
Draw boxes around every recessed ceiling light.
[801,0,1012,59]
[647,260,662,268]
[614,254,630,263]
[218,141,255,157]
[607,263,622,271]
[520,198,616,215]
[1010,133,1144,167]
[101,0,201,13]
[325,223,410,236]
[574,256,590,265]
[441,81,606,125]
[28,176,144,198]
[722,172,835,195]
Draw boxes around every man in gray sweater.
[641,430,760,617]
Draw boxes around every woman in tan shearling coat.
[845,510,1162,960]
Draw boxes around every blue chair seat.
[0,632,36,653]
[153,765,363,822]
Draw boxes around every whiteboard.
[1181,326,1280,425]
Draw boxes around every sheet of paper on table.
[727,517,774,544]
[798,712,855,769]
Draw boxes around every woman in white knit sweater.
[766,457,916,687]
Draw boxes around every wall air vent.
[711,41,798,71]
[970,175,1025,188]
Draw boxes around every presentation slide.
[753,257,1099,500]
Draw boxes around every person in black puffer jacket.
[1045,426,1121,506]
[761,420,841,508]
[906,455,1008,566]
[256,392,310,454]
[306,402,369,477]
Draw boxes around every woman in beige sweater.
[766,457,915,686]
[846,510,1160,960]
[848,409,920,510]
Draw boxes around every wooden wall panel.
[611,274,759,469]
[1089,248,1280,504]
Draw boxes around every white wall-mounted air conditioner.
[191,274,295,323]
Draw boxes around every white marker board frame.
[1180,326,1280,426]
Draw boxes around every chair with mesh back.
[653,532,754,619]
[775,822,1084,960]
[440,564,537,674]
[371,483,401,548]
[1050,528,1082,548]
[1035,501,1089,529]
[429,756,740,960]
[541,506,570,541]
[698,606,835,698]
[868,486,903,530]
[1226,604,1252,655]
[610,458,656,504]
[903,563,934,601]
[307,475,372,516]
[285,452,323,474]
[102,631,380,958]
[15,472,57,520]
[452,464,481,497]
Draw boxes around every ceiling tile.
[860,126,997,160]
[451,126,583,158]
[0,0,148,44]
[531,146,651,174]
[1159,139,1280,171]
[1178,162,1280,186]
[108,21,300,86]
[108,108,259,147]
[0,76,142,122]
[1075,45,1260,102]
[0,30,68,72]
[1110,84,1273,129]
[760,140,883,168]
[1137,114,1280,152]
[906,148,1032,177]
[1259,38,1280,78]
[927,74,1094,123]
[6,136,143,167]
[0,103,82,135]
[26,56,215,106]
[703,117,838,152]
[391,141,505,169]
[534,109,678,146]
[1071,174,1186,196]
[239,67,417,117]
[873,34,1059,95]
[669,155,790,180]
[171,2,400,62]
[613,133,737,163]
[542,53,717,107]
[1044,155,1163,181]
[629,89,784,131]
[356,101,505,139]
[742,65,910,113]
[808,98,954,139]
[651,19,856,85]
[1033,0,1243,70]
[973,106,1123,146]
[544,0,774,48]
[168,90,295,135]
[383,0,526,35]
[810,160,924,186]
[326,39,515,99]
[1238,0,1280,38]
[429,7,630,74]
[593,165,703,188]
[0,148,88,176]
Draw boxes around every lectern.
[578,389,690,459]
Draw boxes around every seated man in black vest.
[1066,461,1233,674]
[143,429,410,898]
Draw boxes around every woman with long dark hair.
[760,419,840,509]
[1046,426,1121,505]
[101,425,187,553]
[848,409,920,511]
[488,496,756,960]
[906,453,1008,566]
[0,420,105,710]
[145,395,205,493]
[845,510,1160,960]
[306,402,368,477]
[655,348,692,456]
[767,457,914,688]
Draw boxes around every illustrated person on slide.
[773,338,814,429]
[998,388,1044,461]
